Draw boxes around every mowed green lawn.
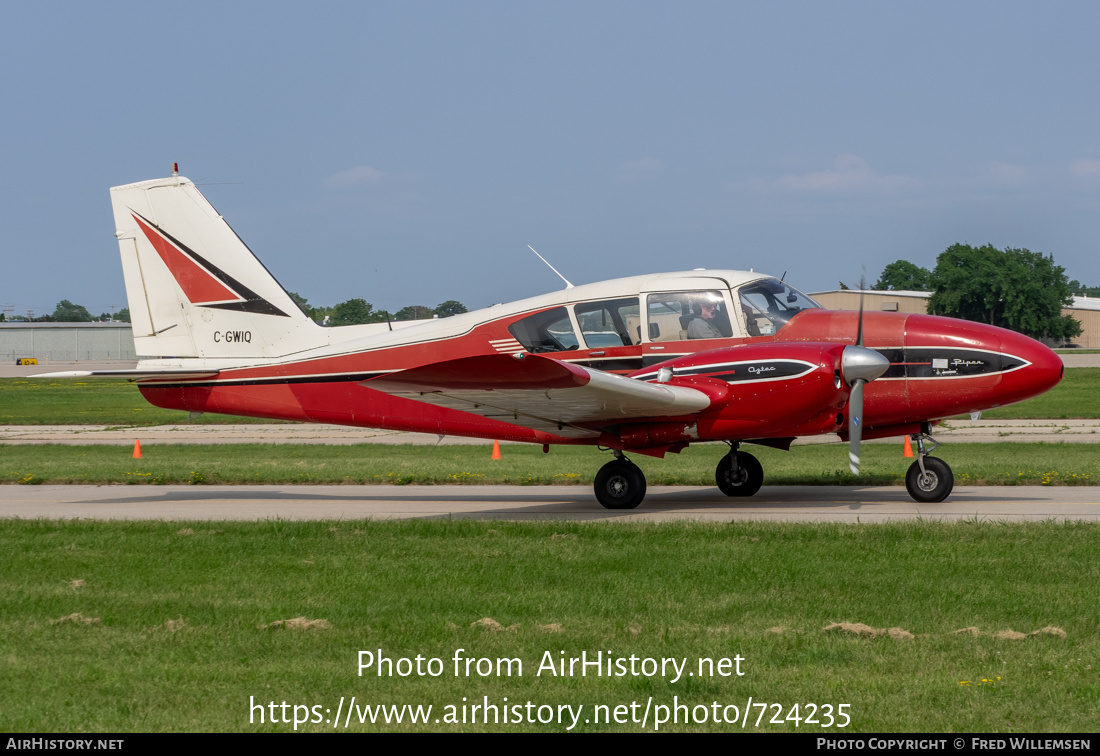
[1,519,1096,732]
[1,368,1098,425]
[2,441,1099,486]
[0,378,280,425]
[976,367,1100,419]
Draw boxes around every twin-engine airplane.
[39,171,1064,509]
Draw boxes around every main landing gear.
[593,452,647,510]
[593,444,767,510]
[715,445,763,497]
[904,432,954,503]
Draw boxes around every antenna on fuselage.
[527,245,574,289]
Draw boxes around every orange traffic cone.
[903,435,913,458]
[133,439,142,459]
[491,440,501,460]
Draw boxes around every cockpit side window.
[507,307,579,352]
[646,291,733,341]
[574,297,640,347]
[737,279,821,336]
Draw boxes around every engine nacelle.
[630,342,855,441]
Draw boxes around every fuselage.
[135,269,1064,450]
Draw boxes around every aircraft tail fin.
[110,174,323,359]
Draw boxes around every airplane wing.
[363,354,711,438]
[30,369,220,381]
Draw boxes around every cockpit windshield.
[737,279,821,336]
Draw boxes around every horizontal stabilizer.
[364,354,710,438]
[31,369,220,382]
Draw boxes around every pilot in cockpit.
[687,301,721,339]
[686,294,732,339]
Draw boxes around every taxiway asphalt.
[3,484,1098,522]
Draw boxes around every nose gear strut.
[905,425,954,503]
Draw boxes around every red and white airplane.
[40,171,1065,509]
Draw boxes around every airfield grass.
[0,378,281,426]
[971,368,1100,420]
[1,518,1095,732]
[2,441,1099,487]
[2,369,1099,426]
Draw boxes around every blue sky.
[2,1,1099,317]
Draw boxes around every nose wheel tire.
[716,451,764,497]
[905,456,954,503]
[594,459,647,509]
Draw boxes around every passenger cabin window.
[646,291,733,341]
[507,307,579,352]
[574,298,641,347]
[737,279,821,336]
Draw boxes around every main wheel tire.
[905,456,954,503]
[594,460,647,510]
[716,451,764,497]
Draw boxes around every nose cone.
[903,313,1064,411]
[998,328,1064,406]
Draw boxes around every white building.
[0,322,136,362]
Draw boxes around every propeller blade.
[849,378,864,474]
[855,286,865,348]
[841,343,887,477]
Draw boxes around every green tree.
[330,298,377,326]
[433,300,468,318]
[873,260,931,291]
[96,308,131,322]
[287,291,315,320]
[395,305,433,321]
[1067,280,1100,297]
[51,300,93,322]
[928,244,1082,340]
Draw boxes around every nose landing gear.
[904,432,953,503]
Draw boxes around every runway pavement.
[3,484,1098,522]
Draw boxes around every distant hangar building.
[0,322,136,363]
[810,289,1100,348]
